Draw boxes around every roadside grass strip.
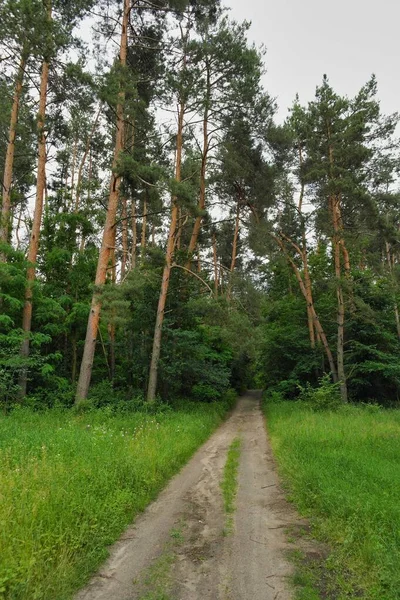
[264,400,400,600]
[220,437,241,534]
[0,402,229,600]
[137,525,185,600]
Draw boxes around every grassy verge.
[220,437,241,534]
[264,399,400,599]
[137,525,185,600]
[0,400,230,600]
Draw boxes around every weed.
[220,437,241,534]
[138,524,185,600]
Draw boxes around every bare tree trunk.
[141,194,147,256]
[121,195,128,279]
[108,249,116,382]
[303,250,316,349]
[212,231,218,298]
[274,234,338,381]
[186,65,210,268]
[331,195,348,402]
[151,222,155,246]
[297,146,315,348]
[15,203,23,250]
[74,106,101,213]
[327,127,348,402]
[385,241,400,338]
[147,99,185,402]
[18,50,50,397]
[75,0,130,403]
[175,207,182,250]
[226,200,240,302]
[300,225,315,348]
[197,245,201,273]
[1,50,27,258]
[395,305,400,339]
[230,199,240,273]
[69,137,78,210]
[131,198,137,269]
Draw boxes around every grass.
[0,400,230,600]
[264,400,400,599]
[220,437,241,534]
[137,525,185,600]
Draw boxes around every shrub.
[298,374,342,412]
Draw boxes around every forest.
[1,0,400,409]
[1,0,400,599]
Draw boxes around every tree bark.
[274,234,338,381]
[230,198,240,273]
[197,245,201,273]
[297,145,315,348]
[303,245,316,349]
[121,195,128,279]
[327,127,348,403]
[385,241,400,338]
[141,194,147,256]
[18,51,50,397]
[147,99,185,402]
[212,231,218,298]
[131,198,137,269]
[0,50,27,258]
[331,195,348,402]
[186,59,210,268]
[75,0,130,403]
[74,106,101,213]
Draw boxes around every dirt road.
[76,392,300,600]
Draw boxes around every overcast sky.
[224,0,400,122]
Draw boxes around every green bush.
[298,374,342,412]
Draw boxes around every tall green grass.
[0,401,229,600]
[220,437,241,534]
[265,401,400,600]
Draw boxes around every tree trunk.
[186,60,210,268]
[385,241,400,338]
[0,50,27,258]
[141,194,147,256]
[131,198,137,269]
[69,137,78,210]
[274,234,338,381]
[230,198,240,273]
[303,249,316,349]
[18,53,50,397]
[74,106,101,213]
[197,245,201,273]
[75,0,129,403]
[331,195,348,402]
[108,249,116,383]
[15,203,23,250]
[212,231,218,298]
[147,99,184,402]
[297,145,315,348]
[121,195,128,279]
[327,129,348,403]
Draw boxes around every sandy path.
[76,392,298,600]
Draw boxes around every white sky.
[224,0,400,122]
